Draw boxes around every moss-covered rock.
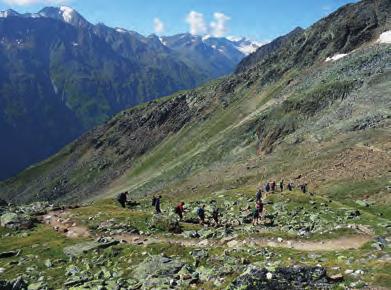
[149,214,182,233]
[0,212,34,230]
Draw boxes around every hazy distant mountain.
[161,33,262,78]
[0,6,261,180]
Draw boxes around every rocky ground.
[0,186,390,289]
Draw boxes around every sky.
[0,0,358,41]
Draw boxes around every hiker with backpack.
[117,191,128,208]
[212,207,220,226]
[271,181,276,192]
[252,200,264,226]
[175,202,185,220]
[287,181,293,191]
[197,205,206,224]
[256,187,262,202]
[155,195,162,214]
[265,182,270,193]
[300,183,308,194]
[279,180,284,192]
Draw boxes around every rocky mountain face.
[0,0,390,204]
[0,7,258,180]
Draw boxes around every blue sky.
[0,0,357,41]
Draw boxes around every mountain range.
[1,0,389,204]
[0,6,261,180]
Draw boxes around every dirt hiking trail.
[42,209,372,252]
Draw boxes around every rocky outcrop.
[0,277,28,290]
[63,238,119,257]
[0,212,34,230]
[230,266,335,289]
[149,214,182,234]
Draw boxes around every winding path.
[41,210,372,252]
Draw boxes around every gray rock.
[0,250,20,259]
[0,199,8,207]
[63,239,119,257]
[230,266,335,289]
[0,276,28,290]
[27,282,44,290]
[44,259,52,268]
[132,255,184,280]
[355,200,369,207]
[1,213,34,230]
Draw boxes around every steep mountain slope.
[0,0,390,205]
[0,7,259,180]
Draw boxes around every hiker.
[212,207,220,226]
[287,182,293,191]
[271,181,276,192]
[279,180,284,192]
[175,202,185,220]
[117,191,128,208]
[265,182,270,193]
[152,195,157,207]
[300,183,308,194]
[197,205,206,224]
[252,200,263,226]
[256,188,262,202]
[155,195,162,214]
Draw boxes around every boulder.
[227,240,240,248]
[196,266,216,282]
[0,250,20,259]
[132,255,184,280]
[355,200,369,207]
[0,199,8,207]
[230,266,335,289]
[0,213,34,230]
[191,249,208,267]
[149,214,182,233]
[63,239,119,257]
[0,276,28,290]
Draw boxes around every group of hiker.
[117,178,309,227]
[164,200,220,226]
[261,179,306,193]
[252,179,309,225]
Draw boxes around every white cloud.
[153,17,164,34]
[210,12,230,37]
[2,0,68,5]
[186,10,207,35]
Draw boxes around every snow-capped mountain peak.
[59,6,76,23]
[227,36,267,55]
[0,9,20,18]
[38,6,89,28]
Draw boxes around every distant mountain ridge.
[0,6,261,180]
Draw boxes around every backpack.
[117,192,125,202]
[152,197,157,206]
[197,207,204,216]
[212,208,219,218]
